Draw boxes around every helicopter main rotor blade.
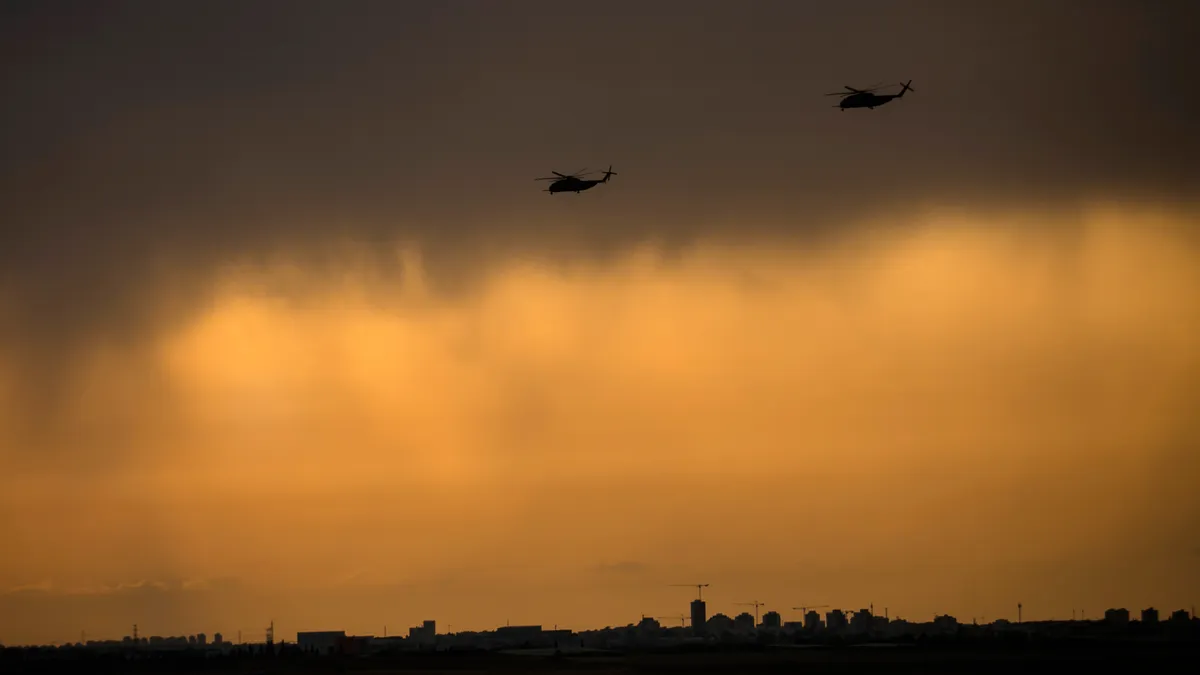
[843,82,883,94]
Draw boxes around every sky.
[2,0,1199,645]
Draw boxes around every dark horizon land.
[4,618,1199,675]
[2,0,1199,660]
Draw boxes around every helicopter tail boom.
[897,80,914,97]
[601,165,617,182]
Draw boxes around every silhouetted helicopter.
[825,80,914,110]
[535,166,617,194]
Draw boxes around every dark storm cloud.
[1,0,1198,381]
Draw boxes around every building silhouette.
[637,616,660,631]
[933,615,959,634]
[706,613,733,634]
[297,631,345,655]
[804,610,823,630]
[408,620,436,646]
[691,599,707,636]
[1105,608,1130,625]
[495,625,541,646]
[825,609,847,631]
[851,609,873,634]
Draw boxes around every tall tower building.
[691,599,707,636]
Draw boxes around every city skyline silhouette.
[2,0,1199,655]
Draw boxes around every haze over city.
[1,0,1198,647]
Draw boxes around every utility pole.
[1018,603,1022,624]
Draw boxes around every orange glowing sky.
[4,0,1200,647]
[2,205,1198,644]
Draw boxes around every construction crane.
[656,615,689,628]
[736,601,767,625]
[671,583,710,601]
[793,604,830,614]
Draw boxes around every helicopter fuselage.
[548,178,601,193]
[840,93,897,110]
[836,81,913,110]
[538,166,616,194]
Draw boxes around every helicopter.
[825,80,914,110]
[535,166,617,194]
